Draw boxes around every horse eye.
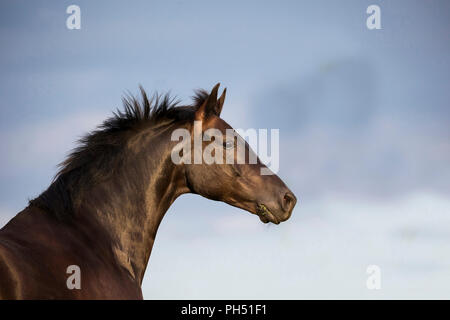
[223,140,234,149]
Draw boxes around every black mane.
[29,86,210,219]
[58,87,180,178]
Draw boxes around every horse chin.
[228,201,281,225]
[257,205,280,225]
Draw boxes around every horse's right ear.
[217,88,226,116]
[195,83,222,120]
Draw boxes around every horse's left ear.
[196,83,226,119]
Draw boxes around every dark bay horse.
[0,83,296,299]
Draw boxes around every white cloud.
[0,111,107,171]
[0,207,13,229]
[142,192,450,299]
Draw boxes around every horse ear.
[216,88,226,116]
[195,83,222,120]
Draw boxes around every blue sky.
[0,0,449,298]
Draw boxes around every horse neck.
[78,123,189,284]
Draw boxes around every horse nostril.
[282,192,297,213]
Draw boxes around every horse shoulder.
[0,236,21,299]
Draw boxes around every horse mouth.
[257,204,280,225]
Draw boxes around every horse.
[0,83,296,299]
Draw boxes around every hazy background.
[1,0,449,299]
